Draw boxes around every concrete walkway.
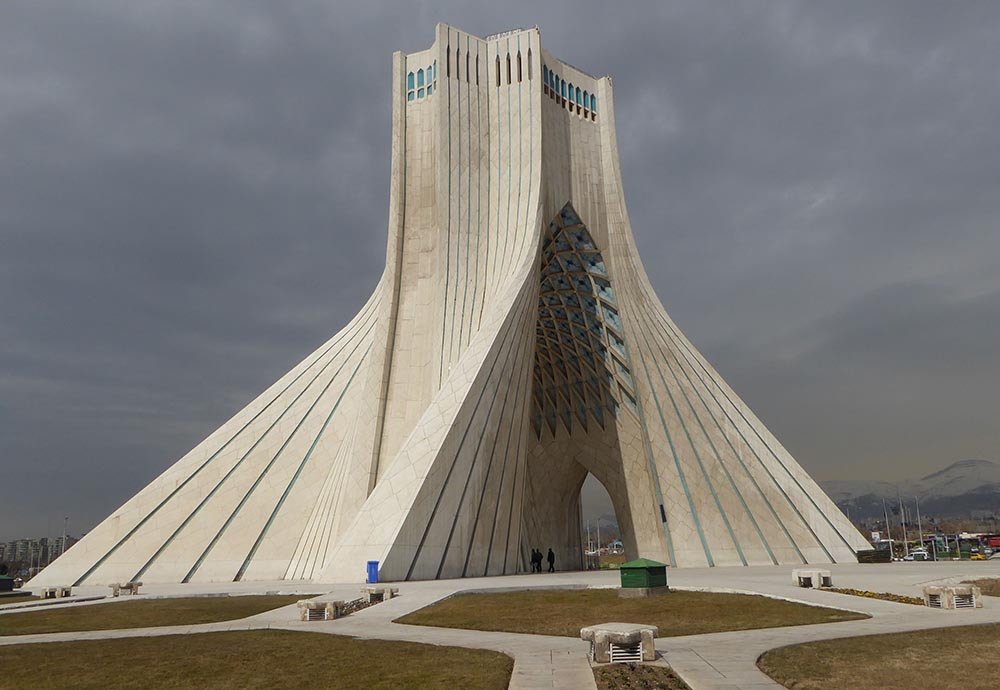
[2,562,998,690]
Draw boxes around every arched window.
[517,52,522,82]
[466,52,470,83]
[576,87,581,105]
[543,64,548,82]
[568,82,574,108]
[591,94,597,112]
[583,90,589,111]
[417,69,424,87]
[433,61,437,81]
[496,55,501,87]
[506,54,511,85]
[407,72,414,90]
[561,79,566,98]
[527,49,533,80]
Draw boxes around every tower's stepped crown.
[33,25,868,588]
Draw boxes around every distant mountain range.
[820,459,1000,520]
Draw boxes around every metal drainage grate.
[955,594,976,609]
[927,593,942,609]
[609,642,642,663]
[305,608,327,621]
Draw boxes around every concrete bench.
[922,584,983,610]
[109,581,143,597]
[360,586,399,604]
[792,568,832,589]
[581,622,658,663]
[297,599,345,621]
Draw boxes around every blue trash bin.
[366,560,379,584]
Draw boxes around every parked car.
[970,553,987,561]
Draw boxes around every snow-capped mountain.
[821,459,1000,519]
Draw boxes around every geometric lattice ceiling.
[532,203,638,437]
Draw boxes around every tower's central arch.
[34,24,870,588]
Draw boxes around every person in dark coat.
[547,547,555,573]
[530,548,540,573]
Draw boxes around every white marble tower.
[35,24,869,587]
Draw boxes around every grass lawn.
[395,589,867,637]
[0,595,304,636]
[758,623,1000,690]
[965,578,1000,596]
[0,595,39,606]
[0,629,513,690]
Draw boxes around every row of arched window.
[407,61,437,102]
[408,48,599,116]
[445,45,533,88]
[542,64,597,121]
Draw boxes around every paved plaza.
[4,562,1000,689]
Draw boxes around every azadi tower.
[37,25,869,587]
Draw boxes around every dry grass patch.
[964,578,1000,597]
[0,595,39,606]
[821,588,923,606]
[0,595,304,636]
[0,629,513,690]
[396,589,867,637]
[594,663,690,689]
[759,623,1000,690]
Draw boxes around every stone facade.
[33,24,869,588]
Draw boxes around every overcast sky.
[2,1,998,541]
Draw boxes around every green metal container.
[619,558,668,588]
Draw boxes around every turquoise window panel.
[562,255,582,273]
[581,253,607,276]
[609,331,626,358]
[603,304,622,331]
[561,206,581,226]
[407,72,415,89]
[417,69,424,87]
[621,387,637,413]
[569,229,594,250]
[407,92,415,102]
[594,277,615,303]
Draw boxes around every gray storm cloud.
[2,1,998,540]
